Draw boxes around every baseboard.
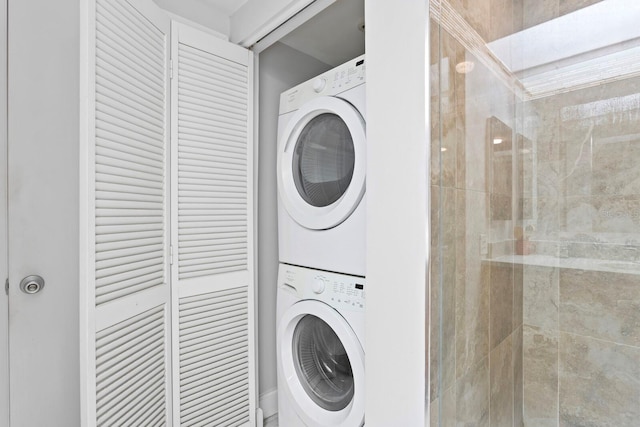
[259,388,278,419]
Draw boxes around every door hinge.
[170,245,174,265]
[4,278,8,295]
[170,59,174,79]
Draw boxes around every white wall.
[153,0,230,36]
[7,0,79,423]
[257,42,330,415]
[0,0,8,424]
[365,0,429,425]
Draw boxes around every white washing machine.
[277,55,366,276]
[276,263,365,427]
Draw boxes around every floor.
[264,414,278,427]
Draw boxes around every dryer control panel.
[279,54,365,115]
[280,264,365,312]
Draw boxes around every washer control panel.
[279,264,365,312]
[279,55,365,115]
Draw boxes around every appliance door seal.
[277,299,364,427]
[278,96,366,230]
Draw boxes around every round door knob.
[312,78,326,93]
[312,278,325,294]
[19,275,45,294]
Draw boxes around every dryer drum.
[292,314,355,411]
[292,113,355,208]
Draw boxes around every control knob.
[312,278,325,294]
[312,77,326,93]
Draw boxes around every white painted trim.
[169,19,181,427]
[259,388,278,420]
[364,0,429,426]
[250,0,335,54]
[0,0,8,423]
[246,49,258,427]
[164,11,228,40]
[79,0,97,424]
[251,50,262,426]
[232,0,318,48]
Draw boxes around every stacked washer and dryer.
[275,55,367,427]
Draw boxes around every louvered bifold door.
[81,0,172,425]
[170,23,256,427]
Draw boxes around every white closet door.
[170,23,256,427]
[81,0,172,425]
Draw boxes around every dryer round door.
[278,96,366,230]
[278,300,364,427]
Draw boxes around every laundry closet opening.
[254,0,365,420]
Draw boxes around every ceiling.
[164,0,365,66]
[198,0,248,16]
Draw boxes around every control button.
[312,78,327,93]
[312,278,326,294]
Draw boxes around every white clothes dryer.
[277,55,366,276]
[276,263,365,427]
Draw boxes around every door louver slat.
[88,1,170,423]
[96,305,167,426]
[176,40,248,281]
[179,287,249,426]
[95,0,166,305]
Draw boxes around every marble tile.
[559,0,603,15]
[565,241,640,263]
[431,384,456,427]
[559,269,640,347]
[490,333,514,427]
[440,112,458,188]
[559,332,640,426]
[513,264,523,330]
[456,189,490,378]
[565,195,640,234]
[490,263,514,350]
[564,132,640,199]
[536,161,563,199]
[531,196,564,237]
[518,149,535,199]
[456,356,490,427]
[522,0,558,29]
[512,0,524,44]
[430,18,441,66]
[449,0,491,41]
[523,325,559,427]
[523,265,559,330]
[490,194,513,221]
[455,104,467,190]
[513,326,524,427]
[430,395,439,426]
[430,186,458,398]
[489,0,515,41]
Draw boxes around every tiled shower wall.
[428,5,524,425]
[519,77,640,425]
[428,0,640,426]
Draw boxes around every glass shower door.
[429,0,640,426]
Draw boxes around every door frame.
[0,0,9,423]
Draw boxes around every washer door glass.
[292,113,355,207]
[292,314,355,411]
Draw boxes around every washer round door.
[278,96,366,230]
[278,300,364,427]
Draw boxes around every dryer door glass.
[292,314,355,411]
[292,113,355,207]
